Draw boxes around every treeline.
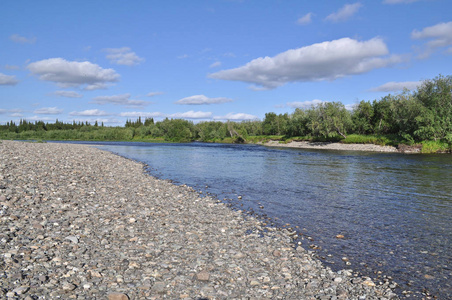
[1,75,451,149]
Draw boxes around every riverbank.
[263,140,400,153]
[0,141,398,299]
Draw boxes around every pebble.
[0,141,399,299]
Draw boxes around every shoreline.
[0,141,398,299]
[263,140,400,153]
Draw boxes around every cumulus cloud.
[34,107,64,114]
[146,92,164,97]
[119,111,164,118]
[119,111,212,119]
[213,113,259,121]
[27,58,119,90]
[169,111,212,119]
[104,47,145,66]
[297,13,313,25]
[92,94,150,107]
[287,99,327,109]
[411,22,452,57]
[53,90,83,98]
[10,34,36,44]
[209,37,402,89]
[369,81,422,92]
[175,95,233,105]
[325,3,362,22]
[0,73,19,85]
[69,109,110,116]
[71,118,121,124]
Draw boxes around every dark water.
[58,141,451,299]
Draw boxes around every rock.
[62,282,77,291]
[65,235,79,244]
[336,234,345,239]
[108,293,130,300]
[196,270,210,281]
[13,286,29,295]
[250,280,260,286]
[152,281,166,294]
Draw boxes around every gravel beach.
[263,141,398,153]
[0,141,399,299]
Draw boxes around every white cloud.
[213,112,259,121]
[34,107,64,114]
[5,64,20,70]
[70,118,121,124]
[383,0,421,3]
[27,116,54,121]
[10,112,24,117]
[0,73,19,85]
[10,34,36,44]
[325,3,362,22]
[209,37,402,89]
[175,95,233,105]
[177,54,189,59]
[53,90,83,98]
[369,81,422,92]
[210,61,222,68]
[27,58,119,90]
[119,111,164,118]
[297,13,313,25]
[287,99,327,109]
[104,47,145,66]
[169,111,212,119]
[411,22,452,57]
[146,92,164,97]
[119,111,211,119]
[92,94,150,107]
[69,109,110,116]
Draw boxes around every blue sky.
[1,0,451,125]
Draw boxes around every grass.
[420,140,452,153]
[340,134,393,146]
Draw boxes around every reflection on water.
[57,141,451,299]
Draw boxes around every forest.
[1,75,451,153]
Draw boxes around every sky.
[1,0,451,126]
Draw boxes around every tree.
[414,75,452,142]
[308,102,352,139]
[352,101,374,135]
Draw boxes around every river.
[58,141,451,299]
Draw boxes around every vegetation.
[1,75,451,153]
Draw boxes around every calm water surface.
[61,141,451,298]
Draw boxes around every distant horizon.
[1,1,451,126]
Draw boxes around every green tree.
[414,75,452,142]
[352,101,374,135]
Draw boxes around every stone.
[108,293,130,300]
[62,282,77,291]
[152,281,166,294]
[196,270,210,281]
[250,280,260,286]
[65,236,79,244]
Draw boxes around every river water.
[61,141,451,298]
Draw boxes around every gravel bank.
[263,141,398,153]
[0,141,398,299]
